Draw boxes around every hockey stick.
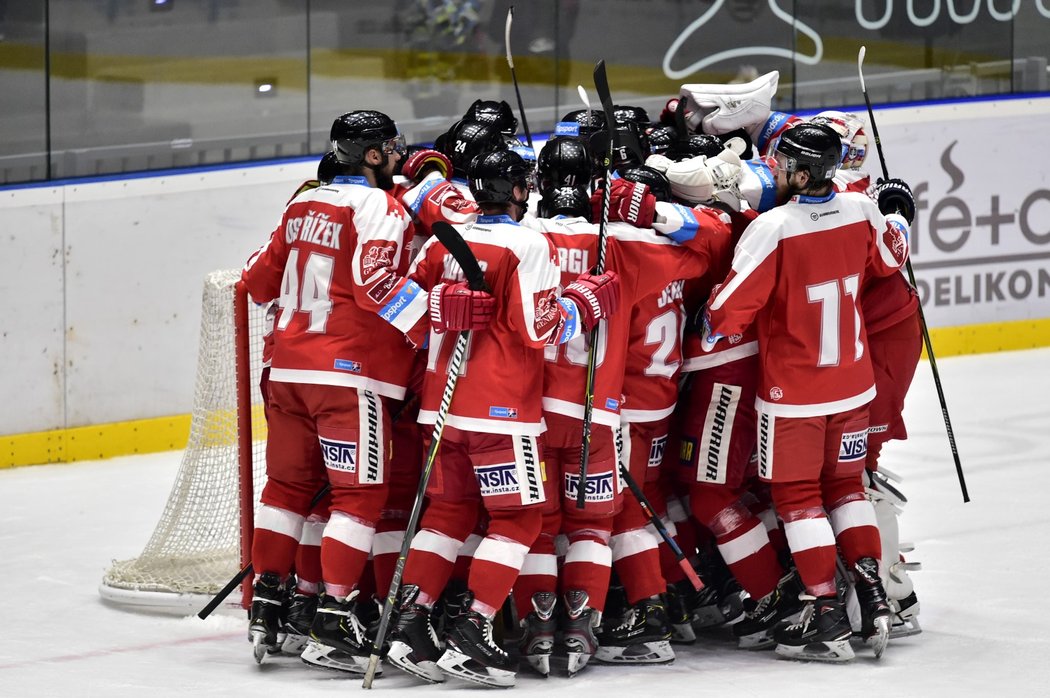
[573,62,619,510]
[858,46,970,503]
[363,221,488,688]
[618,457,704,591]
[197,483,332,620]
[504,6,534,151]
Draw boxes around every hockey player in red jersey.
[385,149,621,688]
[702,123,912,662]
[240,110,496,669]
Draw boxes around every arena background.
[2,0,1049,467]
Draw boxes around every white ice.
[3,348,1050,697]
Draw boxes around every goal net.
[99,270,267,614]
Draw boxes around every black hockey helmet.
[463,99,518,136]
[330,110,404,165]
[539,186,591,220]
[590,120,648,170]
[667,133,724,162]
[317,150,340,184]
[560,109,607,139]
[469,149,531,205]
[775,122,841,183]
[537,136,593,191]
[619,165,672,204]
[438,119,507,175]
[613,104,651,127]
[646,124,680,155]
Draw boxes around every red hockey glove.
[428,281,495,334]
[562,271,621,332]
[402,149,453,184]
[590,178,656,228]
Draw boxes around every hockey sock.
[772,480,837,598]
[468,508,542,615]
[252,504,306,579]
[320,511,376,599]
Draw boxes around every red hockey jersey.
[706,190,909,417]
[242,175,424,400]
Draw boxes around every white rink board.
[869,96,1050,327]
[1,95,1049,435]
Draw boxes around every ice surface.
[3,348,1049,696]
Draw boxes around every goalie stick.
[504,6,534,151]
[858,46,970,503]
[574,60,618,510]
[362,221,489,688]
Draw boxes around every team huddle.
[240,69,923,687]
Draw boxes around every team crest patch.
[319,437,357,472]
[475,462,520,496]
[563,471,615,503]
[360,241,398,279]
[769,386,783,401]
[839,429,868,463]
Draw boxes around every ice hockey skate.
[518,591,557,677]
[595,596,675,664]
[732,585,803,650]
[889,591,922,638]
[248,572,283,664]
[853,557,892,658]
[773,595,855,663]
[437,594,518,688]
[665,581,697,644]
[300,591,374,674]
[386,584,445,683]
[562,590,599,676]
[279,591,318,654]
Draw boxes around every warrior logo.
[363,392,381,483]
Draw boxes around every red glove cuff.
[403,149,453,183]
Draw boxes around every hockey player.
[702,122,912,662]
[240,110,496,669]
[386,149,622,688]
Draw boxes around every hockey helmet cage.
[613,104,651,127]
[464,99,519,136]
[619,165,672,204]
[809,111,868,171]
[439,119,507,174]
[330,110,403,165]
[775,122,842,183]
[537,136,593,192]
[560,109,607,139]
[317,150,341,184]
[469,149,532,205]
[539,186,591,220]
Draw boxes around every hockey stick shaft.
[575,61,618,509]
[196,483,331,620]
[504,6,534,150]
[858,46,969,502]
[618,462,703,591]
[363,222,487,687]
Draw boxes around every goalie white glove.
[679,70,779,135]
[645,147,743,209]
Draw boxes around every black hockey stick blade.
[674,89,689,139]
[433,221,489,293]
[593,60,621,156]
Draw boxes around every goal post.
[99,270,267,615]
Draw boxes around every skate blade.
[436,647,515,688]
[671,622,697,644]
[250,630,274,664]
[736,629,776,651]
[775,638,855,663]
[867,616,890,659]
[523,652,551,677]
[300,640,373,674]
[595,640,675,664]
[566,651,593,677]
[386,640,445,683]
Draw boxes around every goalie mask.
[809,111,868,171]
